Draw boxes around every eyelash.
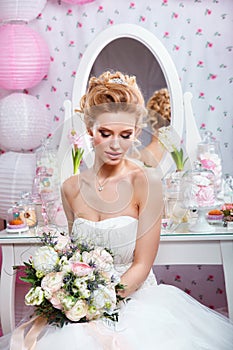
[99,131,132,139]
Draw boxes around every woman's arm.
[119,168,163,298]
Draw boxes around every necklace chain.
[95,163,125,192]
[96,174,109,192]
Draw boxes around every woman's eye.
[121,133,132,139]
[99,130,111,138]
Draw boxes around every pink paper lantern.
[0,152,36,220]
[0,93,51,152]
[0,0,47,22]
[0,24,50,90]
[61,0,95,4]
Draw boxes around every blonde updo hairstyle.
[146,88,171,133]
[78,71,147,130]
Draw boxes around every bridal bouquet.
[18,232,125,328]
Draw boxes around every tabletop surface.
[0,222,233,243]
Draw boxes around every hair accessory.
[109,78,127,85]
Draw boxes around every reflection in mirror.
[89,37,170,167]
[131,88,171,167]
[89,38,167,103]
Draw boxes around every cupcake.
[207,209,224,224]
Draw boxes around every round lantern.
[0,93,51,152]
[0,0,47,22]
[0,24,50,90]
[61,0,95,4]
[0,152,36,220]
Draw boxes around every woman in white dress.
[1,71,233,349]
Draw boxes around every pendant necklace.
[96,174,109,192]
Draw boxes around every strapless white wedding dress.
[1,216,233,350]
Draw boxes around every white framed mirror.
[59,24,188,181]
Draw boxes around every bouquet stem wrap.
[10,315,47,350]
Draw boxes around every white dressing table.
[0,226,233,335]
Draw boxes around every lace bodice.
[72,216,138,266]
[72,216,156,286]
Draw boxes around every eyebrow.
[98,127,134,132]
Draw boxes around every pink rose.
[222,203,233,211]
[49,290,67,310]
[69,262,92,276]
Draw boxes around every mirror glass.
[89,37,167,105]
[89,37,169,152]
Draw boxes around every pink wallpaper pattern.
[1,0,232,173]
[0,0,232,311]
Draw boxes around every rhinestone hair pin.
[109,78,128,85]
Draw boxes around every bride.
[2,71,233,349]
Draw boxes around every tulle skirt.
[1,282,232,350]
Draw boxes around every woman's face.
[90,111,138,164]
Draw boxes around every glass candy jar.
[181,162,218,232]
[6,202,29,233]
[197,131,223,194]
[21,192,38,228]
[163,171,188,226]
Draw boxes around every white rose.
[25,286,44,306]
[54,234,70,251]
[32,246,59,275]
[65,300,88,322]
[92,285,116,312]
[41,271,64,294]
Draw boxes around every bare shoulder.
[131,162,162,190]
[62,175,79,197]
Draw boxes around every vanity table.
[0,226,233,335]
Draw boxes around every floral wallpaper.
[0,0,232,315]
[0,0,232,173]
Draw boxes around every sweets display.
[182,165,216,209]
[207,209,224,224]
[221,203,233,222]
[6,203,29,233]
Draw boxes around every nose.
[109,136,120,150]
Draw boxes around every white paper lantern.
[0,152,36,220]
[0,0,47,22]
[0,93,51,151]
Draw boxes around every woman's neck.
[93,159,126,179]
